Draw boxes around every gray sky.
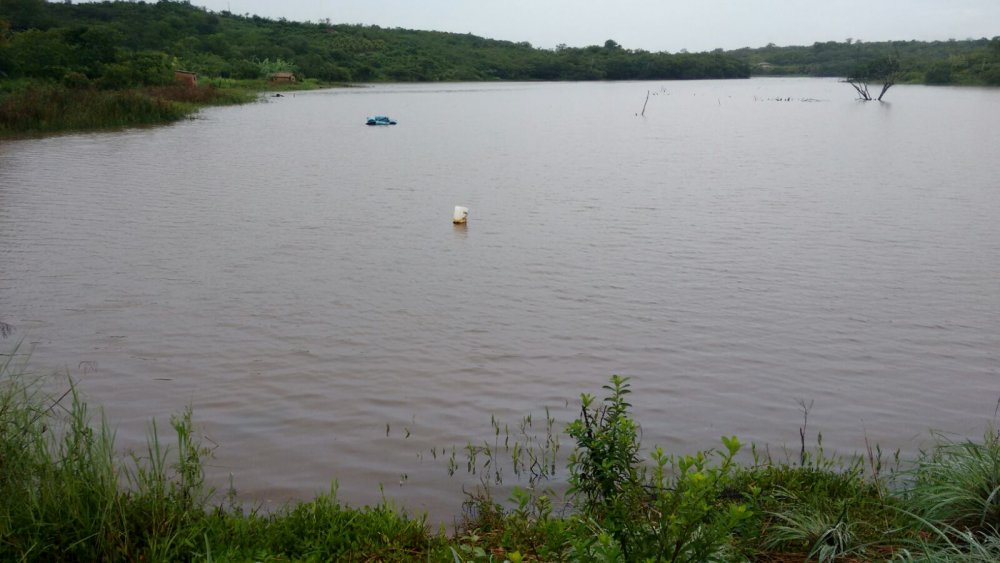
[139,1,1000,52]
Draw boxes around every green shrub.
[566,375,750,561]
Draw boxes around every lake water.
[2,78,998,518]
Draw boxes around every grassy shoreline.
[0,79,333,139]
[2,76,994,140]
[2,349,998,561]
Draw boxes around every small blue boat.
[366,115,397,126]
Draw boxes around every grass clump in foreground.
[0,347,440,561]
[3,347,1000,562]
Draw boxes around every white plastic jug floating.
[452,206,469,224]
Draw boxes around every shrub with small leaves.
[566,375,750,561]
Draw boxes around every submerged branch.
[847,79,872,101]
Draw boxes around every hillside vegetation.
[3,1,996,88]
[731,38,1000,85]
[0,0,748,87]
[1,0,997,136]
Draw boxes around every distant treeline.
[2,1,998,93]
[730,38,1000,86]
[0,0,749,88]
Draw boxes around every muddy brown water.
[2,78,998,519]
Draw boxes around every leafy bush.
[566,375,750,561]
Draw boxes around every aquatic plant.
[0,83,253,137]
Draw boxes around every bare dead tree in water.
[0,320,13,339]
[847,77,872,100]
[846,56,900,101]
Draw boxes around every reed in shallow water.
[0,83,254,137]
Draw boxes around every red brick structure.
[174,70,198,87]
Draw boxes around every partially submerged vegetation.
[0,82,258,138]
[0,346,435,561]
[2,343,999,562]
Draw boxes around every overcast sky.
[131,1,1000,52]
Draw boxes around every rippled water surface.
[2,78,999,516]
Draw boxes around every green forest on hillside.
[1,0,998,136]
[3,0,997,87]
[731,38,1000,85]
[0,0,749,87]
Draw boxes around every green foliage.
[444,390,1000,561]
[727,430,910,560]
[5,347,1000,562]
[853,58,903,98]
[0,82,253,137]
[896,521,1000,562]
[7,27,70,79]
[566,375,750,561]
[925,62,954,84]
[0,344,218,561]
[847,56,901,83]
[0,0,51,31]
[238,488,432,561]
[907,428,1000,533]
[845,55,901,100]
[253,56,295,78]
[453,485,575,562]
[1,362,118,560]
[642,439,751,562]
[0,0,748,86]
[732,37,1000,86]
[0,345,447,561]
[97,50,174,89]
[762,489,889,562]
[3,1,998,89]
[566,375,643,513]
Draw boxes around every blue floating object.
[366,115,397,126]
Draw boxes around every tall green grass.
[0,343,221,560]
[907,428,1000,532]
[0,84,255,138]
[0,346,445,561]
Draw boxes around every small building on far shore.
[174,70,198,87]
[269,72,296,83]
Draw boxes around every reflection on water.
[1,78,999,518]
